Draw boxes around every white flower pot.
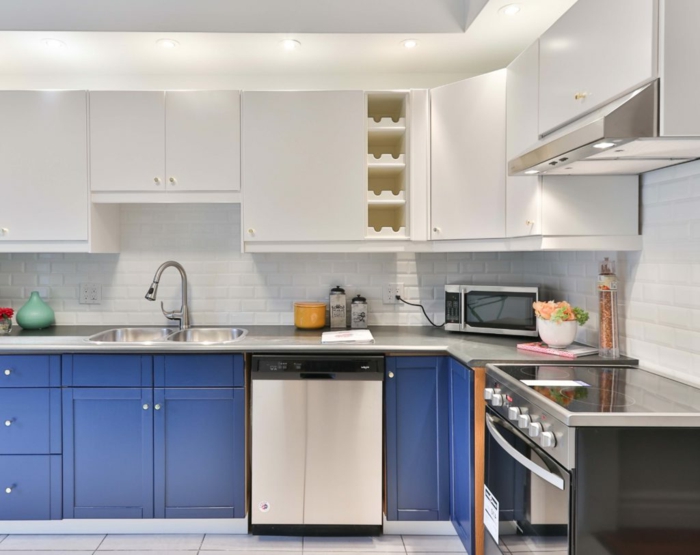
[537,318,578,349]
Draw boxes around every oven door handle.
[486,415,565,490]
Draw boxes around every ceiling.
[0,0,577,78]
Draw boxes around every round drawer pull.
[5,487,12,494]
[4,420,12,427]
[142,404,150,410]
[154,404,162,411]
[154,177,161,185]
[525,220,534,226]
[4,369,11,376]
[574,91,589,100]
[0,228,8,236]
[169,177,176,185]
[388,371,394,378]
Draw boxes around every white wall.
[521,161,700,386]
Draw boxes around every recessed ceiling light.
[524,170,539,175]
[401,39,419,49]
[280,39,301,51]
[499,4,521,16]
[593,142,616,149]
[156,39,179,49]
[42,38,66,50]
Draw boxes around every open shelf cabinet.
[366,92,409,239]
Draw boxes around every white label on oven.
[484,485,499,544]
[521,379,590,387]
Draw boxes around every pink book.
[517,342,598,359]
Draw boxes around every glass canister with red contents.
[598,257,620,358]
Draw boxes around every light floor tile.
[200,552,301,555]
[0,538,5,545]
[303,536,404,552]
[402,536,466,553]
[201,535,303,551]
[98,552,197,555]
[0,552,96,555]
[501,535,567,552]
[0,535,105,551]
[98,535,202,551]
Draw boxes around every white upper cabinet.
[242,91,366,243]
[165,91,240,192]
[90,90,240,199]
[506,41,541,238]
[90,92,166,193]
[539,0,657,135]
[430,69,507,241]
[0,91,89,242]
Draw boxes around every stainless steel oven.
[484,408,571,555]
[444,285,539,337]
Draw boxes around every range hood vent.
[508,80,700,176]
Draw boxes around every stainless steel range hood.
[508,80,700,176]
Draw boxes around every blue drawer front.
[63,388,154,519]
[62,355,152,387]
[154,388,246,518]
[154,355,244,388]
[0,455,62,520]
[0,356,60,388]
[0,389,61,454]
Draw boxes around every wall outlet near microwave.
[383,283,404,304]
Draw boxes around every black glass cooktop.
[492,365,700,414]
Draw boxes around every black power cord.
[396,295,445,328]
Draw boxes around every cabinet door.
[63,388,154,518]
[0,455,62,520]
[0,91,88,242]
[154,388,245,519]
[430,70,506,240]
[506,41,541,238]
[539,0,656,135]
[242,91,366,242]
[90,92,165,192]
[165,91,241,192]
[385,357,450,521]
[449,359,474,555]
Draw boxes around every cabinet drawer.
[155,355,244,388]
[0,455,62,520]
[0,356,60,388]
[0,389,61,454]
[62,355,152,387]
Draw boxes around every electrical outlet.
[383,283,404,304]
[79,283,102,305]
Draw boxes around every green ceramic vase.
[16,291,55,330]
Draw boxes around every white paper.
[321,330,375,344]
[521,379,590,387]
[484,485,499,544]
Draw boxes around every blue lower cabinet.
[62,388,154,519]
[154,388,246,518]
[0,388,61,455]
[449,358,475,555]
[0,455,61,520]
[385,356,450,521]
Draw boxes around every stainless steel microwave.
[444,285,539,337]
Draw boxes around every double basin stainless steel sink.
[88,327,248,345]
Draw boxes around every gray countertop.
[0,325,638,368]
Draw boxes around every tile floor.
[0,535,468,555]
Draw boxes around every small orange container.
[294,302,327,329]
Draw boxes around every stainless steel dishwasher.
[251,354,384,536]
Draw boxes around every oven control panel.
[484,377,573,469]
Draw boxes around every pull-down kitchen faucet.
[145,261,191,330]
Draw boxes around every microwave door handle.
[486,416,565,490]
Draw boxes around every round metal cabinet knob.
[518,414,531,429]
[529,421,543,438]
[507,407,521,421]
[4,369,10,376]
[433,227,441,233]
[247,228,255,236]
[5,487,11,494]
[0,228,8,235]
[574,91,589,100]
[484,388,494,401]
[4,420,11,427]
[540,431,556,449]
[154,177,161,184]
[525,220,534,226]
[142,404,149,410]
[154,404,162,411]
[491,393,504,407]
[169,177,176,185]
[388,371,394,378]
